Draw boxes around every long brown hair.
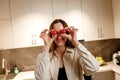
[49,19,75,52]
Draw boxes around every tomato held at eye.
[61,29,66,34]
[51,30,57,36]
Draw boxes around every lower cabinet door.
[115,72,120,80]
[92,71,115,80]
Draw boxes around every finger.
[67,27,73,34]
[69,26,78,30]
[40,31,45,37]
[64,27,69,29]
[41,29,48,33]
[61,34,67,37]
[40,33,44,38]
[74,28,78,32]
[69,27,78,32]
[62,34,72,41]
[44,29,48,33]
[61,34,70,38]
[40,31,46,38]
[42,29,48,34]
[40,29,48,38]
[42,29,49,34]
[69,26,74,30]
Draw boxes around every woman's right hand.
[40,29,57,49]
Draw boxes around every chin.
[56,42,65,47]
[56,44,63,46]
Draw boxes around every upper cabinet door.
[0,0,10,20]
[52,0,84,40]
[10,0,33,48]
[82,0,98,41]
[0,0,13,49]
[10,0,53,48]
[112,0,120,38]
[82,0,114,41]
[0,20,13,49]
[67,0,84,40]
[31,0,53,46]
[52,0,68,21]
[97,0,114,39]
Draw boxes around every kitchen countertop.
[12,71,35,80]
[97,62,120,74]
[6,62,120,80]
[112,63,120,74]
[0,73,16,80]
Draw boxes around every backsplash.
[83,39,120,61]
[0,46,43,74]
[0,39,120,74]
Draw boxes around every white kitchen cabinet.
[112,0,120,38]
[97,0,114,40]
[0,0,115,49]
[10,0,53,48]
[115,72,120,80]
[0,20,13,49]
[92,71,114,80]
[82,0,98,41]
[52,0,84,40]
[52,0,68,21]
[10,0,33,48]
[0,0,13,49]
[0,0,10,20]
[82,0,114,41]
[31,0,53,46]
[67,0,84,40]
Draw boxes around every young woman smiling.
[35,19,99,80]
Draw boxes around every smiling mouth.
[56,39,63,43]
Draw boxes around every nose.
[56,34,62,39]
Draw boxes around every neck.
[56,45,66,56]
[55,45,66,68]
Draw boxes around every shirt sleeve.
[34,51,51,80]
[75,43,100,76]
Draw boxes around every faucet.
[2,58,11,75]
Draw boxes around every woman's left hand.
[62,26,79,47]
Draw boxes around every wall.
[83,39,120,61]
[0,39,120,74]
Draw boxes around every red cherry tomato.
[61,29,66,34]
[51,30,57,36]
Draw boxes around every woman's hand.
[40,29,57,50]
[62,26,79,47]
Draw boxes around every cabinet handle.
[98,27,104,38]
[34,34,37,45]
[31,33,37,45]
[99,27,102,38]
[100,27,104,38]
[97,27,100,38]
[31,34,34,45]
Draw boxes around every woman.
[34,19,99,80]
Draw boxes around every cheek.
[62,35,67,41]
[61,37,67,43]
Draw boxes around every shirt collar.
[66,47,74,54]
[53,47,74,57]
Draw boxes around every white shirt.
[34,43,99,80]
